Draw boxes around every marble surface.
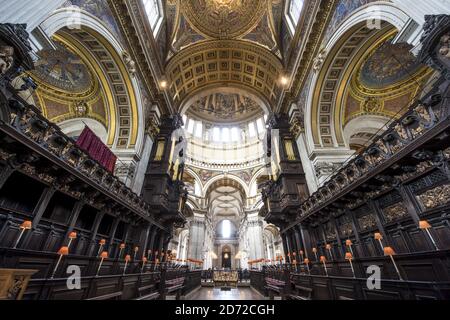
[188,287,266,300]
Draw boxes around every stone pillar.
[246,216,264,260]
[187,215,205,261]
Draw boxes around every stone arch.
[39,7,145,154]
[202,173,250,198]
[305,2,413,152]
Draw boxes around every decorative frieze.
[417,183,450,210]
[382,203,409,223]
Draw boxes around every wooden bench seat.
[291,284,312,300]
[135,291,159,300]
[264,277,286,299]
[87,291,123,300]
[165,277,185,300]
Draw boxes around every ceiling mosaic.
[31,37,108,128]
[359,40,422,89]
[33,42,93,93]
[343,32,433,126]
[180,0,267,39]
[187,92,262,123]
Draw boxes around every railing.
[250,249,450,300]
[295,90,449,226]
[1,87,167,231]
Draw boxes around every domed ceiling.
[180,0,267,39]
[359,41,422,89]
[187,92,263,123]
[30,36,108,128]
[33,42,93,93]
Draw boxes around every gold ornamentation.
[358,214,377,231]
[180,0,267,39]
[382,203,408,223]
[362,97,382,113]
[166,39,282,107]
[418,184,450,210]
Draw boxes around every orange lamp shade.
[69,231,77,239]
[345,252,353,260]
[326,244,332,250]
[320,256,326,262]
[134,246,139,252]
[99,239,106,245]
[374,232,383,240]
[142,257,148,262]
[58,246,69,256]
[125,255,131,262]
[312,248,317,253]
[120,243,126,249]
[299,250,304,255]
[346,240,352,246]
[100,251,108,259]
[419,220,431,229]
[20,220,32,230]
[304,258,309,264]
[384,247,396,256]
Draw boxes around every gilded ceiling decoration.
[30,37,108,129]
[34,42,93,93]
[180,0,267,39]
[344,32,433,126]
[187,92,262,123]
[359,40,422,89]
[166,39,283,109]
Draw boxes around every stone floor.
[187,287,266,300]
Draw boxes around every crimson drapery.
[76,126,117,173]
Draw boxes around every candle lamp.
[345,252,356,278]
[419,220,439,250]
[123,255,131,275]
[325,244,334,260]
[312,247,318,262]
[345,239,354,256]
[97,239,106,256]
[141,257,148,273]
[96,251,108,277]
[13,220,32,249]
[51,246,69,279]
[304,258,310,275]
[67,232,77,249]
[374,233,384,252]
[384,247,403,281]
[320,256,328,276]
[133,246,139,261]
[119,243,125,259]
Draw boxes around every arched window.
[221,220,231,239]
[142,0,163,37]
[286,0,304,35]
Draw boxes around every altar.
[212,271,239,288]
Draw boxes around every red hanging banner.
[76,126,117,173]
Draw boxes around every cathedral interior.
[0,0,450,302]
